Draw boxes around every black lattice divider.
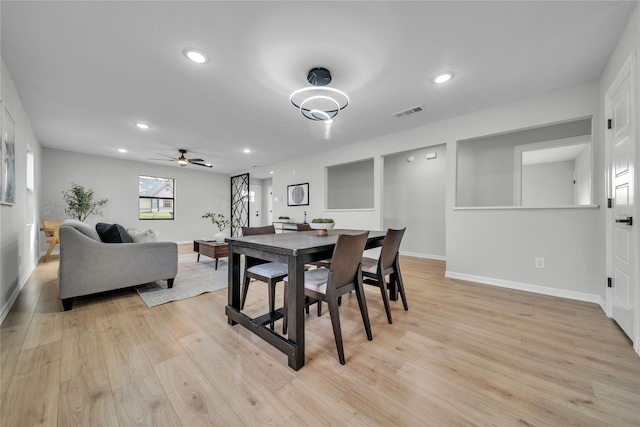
[230,173,250,236]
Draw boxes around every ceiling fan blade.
[149,157,175,161]
[188,158,205,163]
[156,152,177,160]
[189,161,213,168]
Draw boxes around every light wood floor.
[2,246,639,426]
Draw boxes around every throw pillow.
[96,223,133,243]
[127,228,158,243]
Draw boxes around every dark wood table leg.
[287,255,306,370]
[197,253,201,262]
[227,248,241,326]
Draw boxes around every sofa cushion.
[96,223,133,243]
[127,228,158,243]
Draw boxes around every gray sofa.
[58,219,178,310]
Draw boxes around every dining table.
[225,228,386,370]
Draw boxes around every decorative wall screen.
[230,173,250,236]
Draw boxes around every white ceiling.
[1,1,637,178]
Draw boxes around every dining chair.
[241,225,289,329]
[40,220,63,262]
[284,231,372,364]
[295,221,330,317]
[361,227,407,324]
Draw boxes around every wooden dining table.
[225,228,386,370]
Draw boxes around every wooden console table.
[193,240,228,270]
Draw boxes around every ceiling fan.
[150,149,212,168]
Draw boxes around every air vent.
[393,105,423,118]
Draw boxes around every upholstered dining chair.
[241,225,289,329]
[361,227,407,324]
[284,231,372,364]
[295,221,330,317]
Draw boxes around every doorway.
[250,185,262,226]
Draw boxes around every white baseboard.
[0,260,37,325]
[400,251,446,261]
[444,270,602,305]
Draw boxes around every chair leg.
[240,274,250,309]
[394,262,408,311]
[354,278,373,341]
[268,281,276,330]
[317,300,322,316]
[44,239,57,262]
[378,272,393,324]
[326,292,346,365]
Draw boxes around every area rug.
[135,252,229,307]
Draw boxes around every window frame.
[138,175,175,220]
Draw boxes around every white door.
[607,54,637,344]
[249,185,262,226]
[267,185,273,226]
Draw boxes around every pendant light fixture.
[290,67,349,124]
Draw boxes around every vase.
[215,232,227,243]
[309,222,335,236]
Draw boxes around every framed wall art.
[1,103,16,205]
[287,183,309,206]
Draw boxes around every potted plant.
[278,215,290,221]
[62,182,108,222]
[309,218,335,235]
[202,212,233,242]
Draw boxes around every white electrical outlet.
[535,257,545,269]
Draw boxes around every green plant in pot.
[202,212,233,242]
[62,182,108,222]
[309,218,335,235]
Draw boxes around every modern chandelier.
[289,67,349,124]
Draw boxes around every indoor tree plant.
[202,212,234,242]
[62,182,108,222]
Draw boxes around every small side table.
[193,240,229,270]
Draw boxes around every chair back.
[241,225,276,268]
[241,225,276,236]
[379,228,406,270]
[330,232,369,288]
[296,223,312,231]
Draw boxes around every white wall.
[0,59,43,321]
[383,145,446,259]
[260,81,602,304]
[522,160,574,206]
[41,148,230,247]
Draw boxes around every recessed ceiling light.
[184,48,208,64]
[136,122,150,129]
[118,148,127,153]
[270,171,274,175]
[243,148,251,154]
[433,72,454,84]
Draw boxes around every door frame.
[605,51,639,354]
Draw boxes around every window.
[139,175,175,220]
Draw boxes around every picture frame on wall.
[1,103,16,205]
[287,183,309,206]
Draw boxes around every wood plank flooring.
[1,247,639,426]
